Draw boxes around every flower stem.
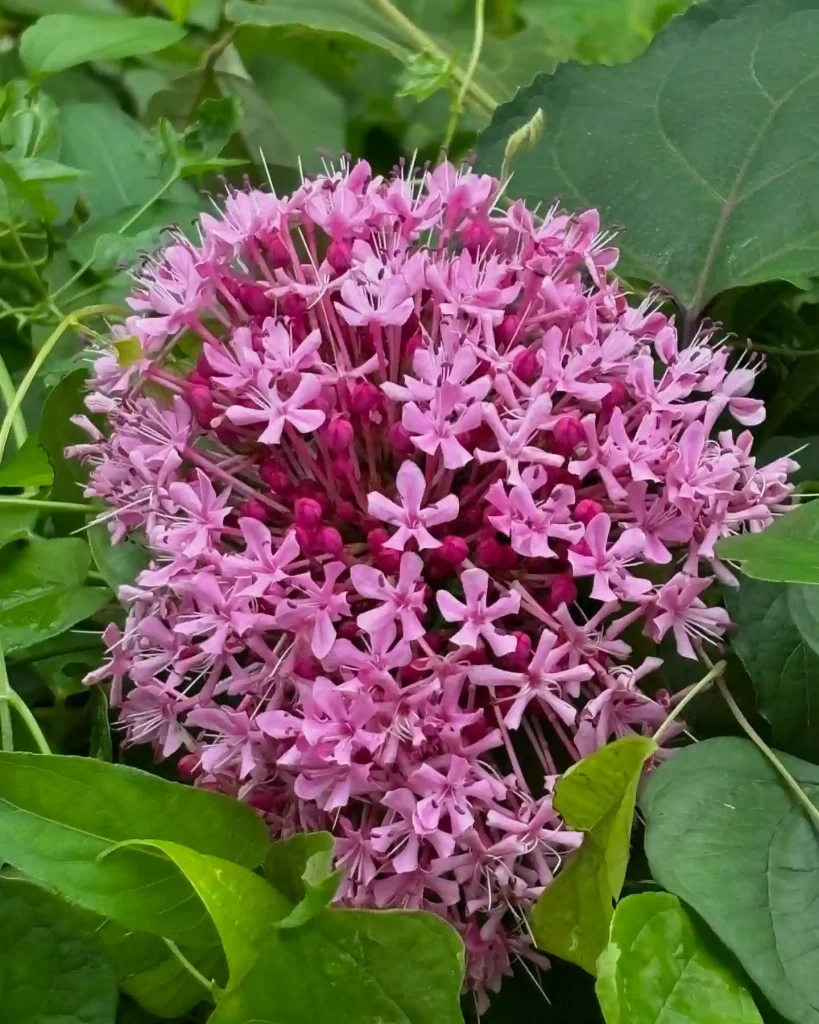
[442,0,486,151]
[0,498,96,512]
[163,939,214,995]
[717,678,819,832]
[653,659,726,746]
[0,641,51,754]
[0,353,26,452]
[0,305,121,465]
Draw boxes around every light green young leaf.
[717,499,819,584]
[0,435,54,489]
[0,877,118,1024]
[120,839,466,1024]
[0,537,109,654]
[263,831,342,930]
[0,752,270,947]
[531,736,656,974]
[478,0,819,311]
[396,53,453,102]
[21,15,186,76]
[597,892,763,1024]
[643,736,819,1024]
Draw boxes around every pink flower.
[436,568,520,656]
[351,552,427,643]
[568,513,651,602]
[647,573,731,659]
[226,370,326,444]
[367,460,458,550]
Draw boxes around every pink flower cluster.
[71,159,794,1006]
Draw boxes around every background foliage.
[2,0,819,1022]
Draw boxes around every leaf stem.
[5,692,51,754]
[653,660,726,746]
[0,644,13,752]
[368,0,497,114]
[0,354,26,452]
[0,305,120,465]
[442,0,486,151]
[163,939,214,995]
[717,678,819,832]
[0,498,96,512]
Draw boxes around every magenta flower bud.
[438,535,468,566]
[325,414,354,452]
[575,498,604,525]
[512,347,538,382]
[238,283,274,318]
[335,500,358,523]
[387,422,414,456]
[263,233,290,268]
[295,525,314,553]
[496,544,518,571]
[550,574,578,608]
[239,499,268,523]
[350,381,381,415]
[403,331,424,360]
[316,525,343,557]
[245,789,279,813]
[496,313,520,347]
[293,481,329,514]
[601,379,628,412]
[477,535,504,568]
[294,657,319,680]
[281,292,307,319]
[176,753,200,782]
[503,631,532,670]
[337,620,359,641]
[553,414,584,451]
[367,527,389,555]
[331,454,353,479]
[295,497,323,528]
[426,558,453,582]
[259,458,291,494]
[375,548,401,574]
[195,353,216,378]
[327,239,352,273]
[186,383,215,428]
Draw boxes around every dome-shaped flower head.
[70,157,795,1005]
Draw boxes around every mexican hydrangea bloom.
[71,159,795,1007]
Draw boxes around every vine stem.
[717,678,819,832]
[0,641,51,754]
[442,0,486,151]
[163,940,214,995]
[0,498,96,512]
[368,0,497,114]
[653,659,726,746]
[0,304,120,465]
[0,353,26,451]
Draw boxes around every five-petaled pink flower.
[368,460,459,550]
[436,568,520,656]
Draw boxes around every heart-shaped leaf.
[717,499,819,583]
[643,736,819,1024]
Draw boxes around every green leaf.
[89,685,112,761]
[122,839,465,1024]
[88,523,149,594]
[39,368,92,531]
[643,736,819,1024]
[0,507,37,550]
[0,436,53,489]
[20,15,186,76]
[158,0,197,23]
[98,924,223,1019]
[0,877,118,1024]
[477,0,819,312]
[59,104,197,221]
[158,96,244,177]
[0,537,109,654]
[531,736,656,974]
[727,577,819,759]
[0,752,270,947]
[396,53,452,102]
[263,831,342,929]
[596,892,763,1024]
[716,499,819,583]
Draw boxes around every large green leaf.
[124,838,466,1023]
[0,507,37,550]
[717,499,819,583]
[531,736,656,974]
[0,537,109,654]
[0,877,118,1024]
[20,15,185,76]
[596,892,762,1024]
[0,436,53,489]
[643,737,819,1024]
[727,577,819,758]
[39,368,94,534]
[477,0,819,312]
[0,753,270,947]
[88,523,150,594]
[59,104,197,222]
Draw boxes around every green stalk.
[442,0,486,151]
[0,498,96,512]
[0,353,26,451]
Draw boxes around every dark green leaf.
[124,840,466,1023]
[67,200,199,272]
[20,16,186,76]
[0,507,37,550]
[477,0,819,312]
[727,577,819,759]
[88,523,149,594]
[99,923,223,1019]
[0,436,54,490]
[0,537,109,654]
[0,877,118,1024]
[0,752,270,946]
[39,368,92,532]
[717,499,819,583]
[596,892,762,1024]
[531,736,656,974]
[158,96,244,177]
[643,736,819,1024]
